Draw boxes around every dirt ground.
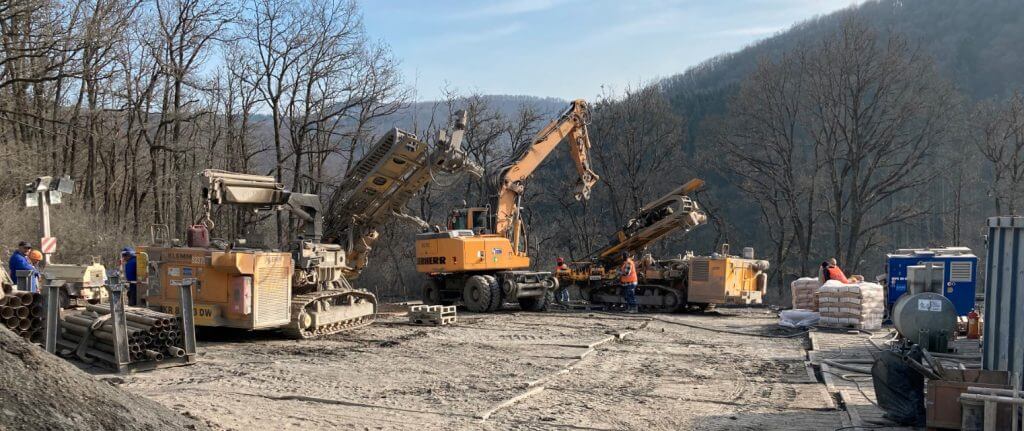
[87,308,843,430]
[0,327,208,431]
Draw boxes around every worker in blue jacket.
[8,241,36,291]
[121,247,138,305]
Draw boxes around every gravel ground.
[0,327,209,431]
[84,308,844,430]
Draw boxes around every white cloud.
[432,22,524,47]
[589,9,689,43]
[713,25,786,37]
[451,0,576,20]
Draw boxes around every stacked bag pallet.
[817,280,884,330]
[790,277,821,310]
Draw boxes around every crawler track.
[282,290,377,339]
[582,283,684,313]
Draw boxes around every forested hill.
[376,95,566,134]
[663,0,1024,144]
[612,0,1024,300]
[630,0,1024,292]
[659,0,1024,145]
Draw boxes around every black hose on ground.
[822,358,873,375]
[651,316,812,339]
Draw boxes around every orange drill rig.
[559,180,770,312]
[142,111,481,337]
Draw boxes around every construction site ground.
[81,307,846,430]
[808,326,984,431]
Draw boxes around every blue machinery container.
[885,247,978,316]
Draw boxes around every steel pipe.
[84,304,160,326]
[144,350,164,361]
[15,292,33,306]
[61,332,117,354]
[55,339,115,365]
[61,321,118,343]
[65,314,151,335]
[166,346,186,358]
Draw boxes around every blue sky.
[361,0,862,101]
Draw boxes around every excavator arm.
[494,99,599,241]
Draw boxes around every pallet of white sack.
[818,316,882,331]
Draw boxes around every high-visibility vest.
[620,259,637,284]
[826,266,851,284]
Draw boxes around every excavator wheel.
[463,275,499,312]
[518,289,553,312]
[421,279,442,305]
[481,275,502,311]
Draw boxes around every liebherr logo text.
[418,256,446,265]
[166,252,194,261]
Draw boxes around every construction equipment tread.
[282,290,377,339]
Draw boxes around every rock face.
[0,327,208,431]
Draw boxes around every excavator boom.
[494,99,599,240]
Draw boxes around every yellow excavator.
[415,99,599,312]
[142,111,481,337]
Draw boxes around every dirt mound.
[0,327,208,431]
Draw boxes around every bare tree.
[975,90,1024,215]
[150,0,233,234]
[716,49,817,287]
[807,19,957,271]
[590,85,689,227]
[716,18,957,277]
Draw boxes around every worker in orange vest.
[618,252,638,313]
[820,258,864,284]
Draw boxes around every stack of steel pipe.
[58,305,185,366]
[0,291,45,343]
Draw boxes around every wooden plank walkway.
[809,329,913,430]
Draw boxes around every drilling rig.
[142,112,481,338]
[559,179,769,312]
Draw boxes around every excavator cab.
[448,207,490,233]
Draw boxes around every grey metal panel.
[983,216,1024,389]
